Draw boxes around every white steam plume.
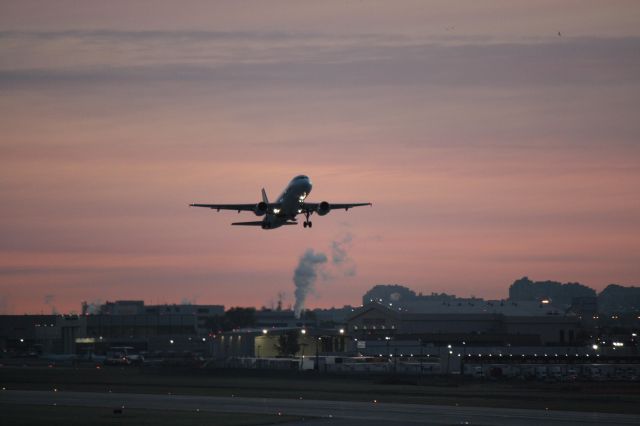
[293,249,327,318]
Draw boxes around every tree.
[204,307,256,333]
[223,307,256,330]
[274,330,300,357]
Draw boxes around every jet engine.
[317,201,331,216]
[254,201,268,216]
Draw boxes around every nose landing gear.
[302,210,313,228]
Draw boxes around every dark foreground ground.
[4,389,640,426]
[0,402,300,426]
[2,365,640,425]
[1,365,639,414]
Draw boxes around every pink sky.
[1,1,639,314]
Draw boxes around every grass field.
[0,403,299,426]
[1,366,639,414]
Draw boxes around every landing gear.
[302,211,313,229]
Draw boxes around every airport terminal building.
[347,302,582,349]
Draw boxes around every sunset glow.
[1,1,639,314]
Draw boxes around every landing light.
[273,208,281,214]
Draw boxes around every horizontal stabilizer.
[231,221,298,226]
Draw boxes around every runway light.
[592,344,599,350]
[339,329,344,334]
[262,329,268,334]
[613,342,624,347]
[301,329,306,335]
[169,339,174,344]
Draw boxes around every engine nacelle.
[316,201,331,216]
[254,201,268,216]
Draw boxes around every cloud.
[1,31,639,90]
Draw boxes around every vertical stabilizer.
[261,188,269,204]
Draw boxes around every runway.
[2,389,638,426]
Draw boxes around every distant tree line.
[204,307,256,332]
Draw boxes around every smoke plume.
[293,249,327,318]
[81,299,103,315]
[331,232,356,277]
[0,295,9,314]
[44,294,58,314]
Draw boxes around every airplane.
[190,175,371,229]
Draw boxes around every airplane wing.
[190,203,258,212]
[301,202,372,211]
[189,203,281,212]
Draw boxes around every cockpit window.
[293,175,308,181]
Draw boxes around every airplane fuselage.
[263,175,312,229]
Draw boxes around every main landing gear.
[302,211,313,228]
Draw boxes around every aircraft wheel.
[303,222,307,228]
[309,221,313,228]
